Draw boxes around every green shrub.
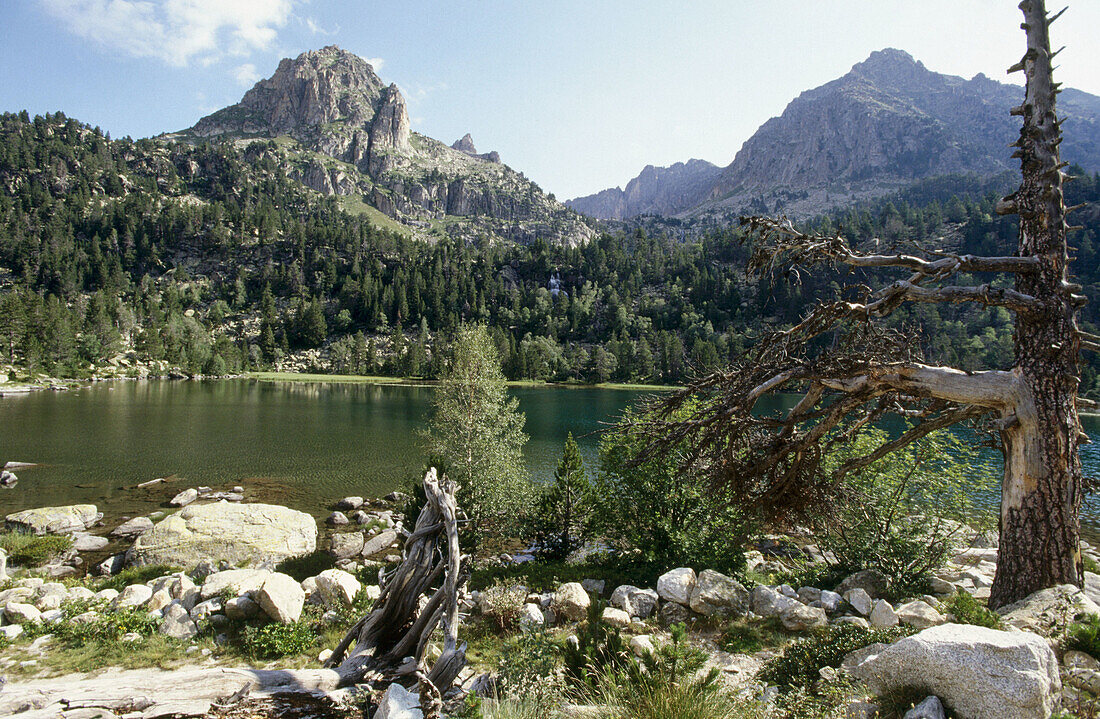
[814,429,996,601]
[478,581,527,634]
[1066,615,1100,661]
[526,433,593,560]
[241,620,318,658]
[591,401,757,576]
[34,600,160,647]
[0,531,73,567]
[719,617,786,654]
[276,550,336,582]
[497,629,563,708]
[470,555,663,595]
[943,590,1003,629]
[563,599,631,696]
[759,624,911,689]
[97,564,181,592]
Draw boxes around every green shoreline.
[242,371,680,392]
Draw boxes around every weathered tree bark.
[988,0,1084,608]
[325,468,468,695]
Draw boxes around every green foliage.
[497,629,563,709]
[942,590,1003,629]
[563,599,631,696]
[96,564,181,592]
[241,619,318,659]
[30,599,160,647]
[815,428,995,600]
[759,624,912,689]
[469,555,663,595]
[478,581,527,634]
[598,624,744,719]
[718,617,787,654]
[592,401,756,576]
[528,432,593,560]
[1066,615,1100,661]
[423,324,531,546]
[0,531,72,567]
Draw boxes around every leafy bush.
[241,620,318,658]
[97,564,181,592]
[1066,615,1100,661]
[943,590,1003,629]
[719,617,786,654]
[497,629,563,708]
[563,599,631,695]
[0,531,73,567]
[36,600,160,646]
[478,581,527,634]
[591,401,757,576]
[814,429,996,601]
[470,555,664,595]
[759,624,911,689]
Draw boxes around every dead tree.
[642,0,1089,609]
[325,468,468,703]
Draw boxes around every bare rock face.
[191,46,384,140]
[367,84,412,172]
[452,133,477,154]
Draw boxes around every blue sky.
[3,1,1100,200]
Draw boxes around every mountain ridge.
[172,46,593,246]
[568,48,1100,221]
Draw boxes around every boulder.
[329,532,365,560]
[169,488,199,507]
[896,600,945,630]
[336,496,364,511]
[314,569,361,608]
[129,503,316,570]
[255,572,305,623]
[656,568,696,606]
[362,529,399,558]
[160,603,198,639]
[780,602,827,631]
[115,584,154,608]
[519,603,545,631]
[903,696,946,719]
[601,607,631,629]
[4,602,42,624]
[688,570,749,617]
[96,553,126,576]
[658,601,692,627]
[836,569,888,598]
[843,587,872,615]
[630,635,656,657]
[6,504,101,534]
[847,624,1060,719]
[111,516,154,538]
[225,595,261,620]
[609,585,659,620]
[869,599,899,629]
[552,582,591,622]
[200,569,272,600]
[375,683,422,719]
[819,590,842,613]
[72,533,109,552]
[751,584,799,618]
[326,511,349,526]
[997,583,1100,634]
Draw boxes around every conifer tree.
[531,432,591,559]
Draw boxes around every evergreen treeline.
[2,112,1100,394]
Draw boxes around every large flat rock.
[0,666,341,718]
[6,505,101,534]
[128,502,316,571]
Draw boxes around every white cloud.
[40,0,297,67]
[364,56,384,72]
[234,62,260,86]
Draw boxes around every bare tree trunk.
[989,0,1084,609]
[325,468,468,693]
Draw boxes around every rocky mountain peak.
[369,83,411,155]
[189,45,385,139]
[452,133,477,154]
[848,48,931,91]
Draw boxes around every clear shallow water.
[2,379,1099,532]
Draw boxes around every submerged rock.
[129,502,317,570]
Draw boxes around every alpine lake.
[3,378,1100,535]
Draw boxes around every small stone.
[896,600,946,630]
[844,588,873,616]
[318,648,333,663]
[169,488,199,507]
[336,496,364,511]
[327,511,349,526]
[904,695,946,719]
[630,635,655,657]
[870,599,899,629]
[225,595,261,620]
[601,607,631,628]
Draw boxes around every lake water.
[2,379,1100,531]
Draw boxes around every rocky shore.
[1,488,1099,718]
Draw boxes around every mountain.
[173,46,593,245]
[566,159,721,220]
[569,48,1100,220]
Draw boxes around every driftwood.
[325,468,468,704]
